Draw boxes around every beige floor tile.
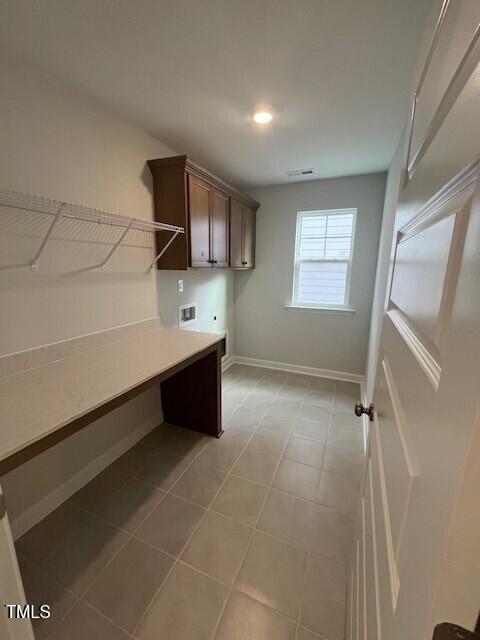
[327,430,363,456]
[310,505,354,565]
[308,378,336,392]
[292,417,328,443]
[69,466,129,512]
[249,384,280,398]
[134,449,191,490]
[232,448,279,485]
[335,381,360,398]
[223,388,250,405]
[262,369,286,382]
[42,514,128,596]
[160,427,211,459]
[299,402,332,423]
[212,476,267,526]
[15,502,87,565]
[277,385,307,401]
[297,625,324,640]
[135,562,228,640]
[108,442,158,477]
[316,470,360,517]
[260,410,296,433]
[301,553,346,640]
[229,404,267,427]
[236,396,271,416]
[323,443,364,483]
[236,531,306,619]
[223,419,257,437]
[139,423,183,451]
[136,493,204,556]
[243,394,275,412]
[222,400,238,420]
[85,537,173,632]
[305,389,334,408]
[333,395,358,416]
[196,431,250,471]
[20,562,77,640]
[330,408,359,428]
[284,435,324,469]
[266,398,302,417]
[273,459,321,501]
[283,372,310,387]
[232,379,257,392]
[257,489,315,550]
[252,379,283,395]
[328,416,363,440]
[48,601,129,640]
[248,428,290,457]
[181,511,251,585]
[95,478,165,532]
[171,461,226,507]
[215,590,296,640]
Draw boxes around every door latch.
[354,402,375,422]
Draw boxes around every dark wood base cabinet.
[147,155,258,270]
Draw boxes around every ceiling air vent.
[285,168,314,177]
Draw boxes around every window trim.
[291,208,357,310]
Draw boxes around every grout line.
[26,366,361,639]
[82,599,137,638]
[130,390,272,639]
[208,394,292,640]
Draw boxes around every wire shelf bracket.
[30,202,65,271]
[0,188,185,271]
[147,230,180,272]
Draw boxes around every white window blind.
[292,208,356,308]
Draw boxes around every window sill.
[284,304,356,315]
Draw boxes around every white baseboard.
[231,355,364,384]
[11,411,163,540]
[222,355,234,373]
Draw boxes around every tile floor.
[15,364,364,640]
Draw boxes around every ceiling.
[0,0,433,189]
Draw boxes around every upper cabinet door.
[242,206,256,268]
[210,189,229,267]
[229,198,243,268]
[188,175,211,267]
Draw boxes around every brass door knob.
[354,402,375,422]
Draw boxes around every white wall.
[157,270,234,357]
[0,51,233,530]
[234,173,386,376]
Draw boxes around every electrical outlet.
[179,303,197,327]
[177,279,184,293]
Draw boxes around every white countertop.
[0,326,223,465]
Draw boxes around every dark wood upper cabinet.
[229,199,243,268]
[229,198,256,269]
[210,188,229,267]
[147,155,258,270]
[188,175,211,267]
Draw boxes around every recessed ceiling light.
[253,111,273,124]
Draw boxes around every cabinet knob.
[241,261,248,265]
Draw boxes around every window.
[292,208,357,309]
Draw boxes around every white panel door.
[349,3,480,639]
